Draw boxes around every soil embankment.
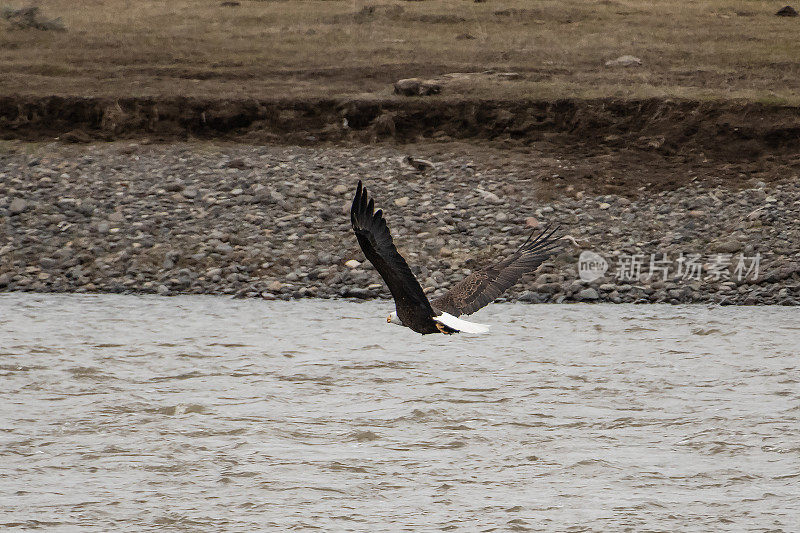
[2,96,800,163]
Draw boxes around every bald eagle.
[350,181,562,335]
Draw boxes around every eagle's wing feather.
[432,225,562,316]
[350,181,434,315]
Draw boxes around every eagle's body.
[350,181,561,335]
[393,304,447,335]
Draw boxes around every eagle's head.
[387,311,402,326]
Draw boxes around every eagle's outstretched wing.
[350,181,434,316]
[432,225,562,316]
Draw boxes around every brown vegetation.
[1,0,799,102]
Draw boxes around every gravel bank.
[1,142,798,305]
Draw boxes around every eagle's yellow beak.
[387,315,391,323]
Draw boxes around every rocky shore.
[1,141,798,305]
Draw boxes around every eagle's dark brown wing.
[432,225,562,316]
[350,181,434,318]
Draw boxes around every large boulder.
[1,6,65,31]
[393,78,442,96]
[604,55,642,67]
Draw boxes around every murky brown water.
[1,294,798,531]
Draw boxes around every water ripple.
[0,293,797,531]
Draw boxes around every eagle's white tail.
[434,312,490,334]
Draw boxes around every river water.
[1,294,798,531]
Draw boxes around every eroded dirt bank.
[2,96,800,161]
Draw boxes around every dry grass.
[1,0,799,102]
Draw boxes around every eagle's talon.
[435,322,454,335]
